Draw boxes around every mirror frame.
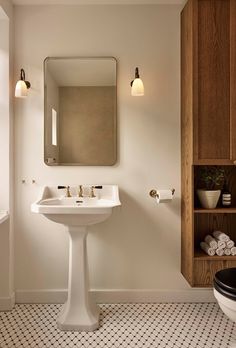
[43,56,117,166]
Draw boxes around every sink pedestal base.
[57,226,100,332]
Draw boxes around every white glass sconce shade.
[131,78,144,96]
[15,69,31,98]
[15,80,28,98]
[131,67,144,96]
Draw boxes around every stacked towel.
[231,247,236,256]
[204,235,217,249]
[215,248,224,256]
[212,231,230,242]
[200,232,236,256]
[226,240,235,249]
[217,240,226,249]
[224,248,231,256]
[200,242,215,256]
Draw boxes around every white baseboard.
[16,289,66,304]
[15,288,215,304]
[0,292,15,311]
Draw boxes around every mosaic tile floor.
[0,303,235,347]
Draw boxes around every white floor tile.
[0,303,235,347]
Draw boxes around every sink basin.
[32,186,120,226]
[31,185,121,332]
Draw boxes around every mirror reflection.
[44,57,117,166]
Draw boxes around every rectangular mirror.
[44,57,117,166]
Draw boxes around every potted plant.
[197,166,225,209]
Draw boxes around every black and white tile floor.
[0,303,235,347]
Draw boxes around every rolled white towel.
[216,248,224,256]
[213,231,230,242]
[204,235,217,249]
[231,247,236,256]
[224,248,231,256]
[217,241,226,249]
[200,242,216,256]
[226,240,235,249]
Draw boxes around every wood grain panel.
[197,0,231,161]
[194,260,236,287]
[231,0,236,161]
[181,0,194,286]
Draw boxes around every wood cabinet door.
[194,0,232,164]
[231,0,236,164]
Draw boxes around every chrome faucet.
[57,186,72,198]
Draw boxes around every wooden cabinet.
[195,0,231,163]
[181,0,236,287]
[183,0,236,165]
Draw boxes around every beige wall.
[0,14,9,210]
[59,86,116,165]
[12,4,205,302]
[0,0,14,309]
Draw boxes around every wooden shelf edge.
[194,208,236,213]
[193,161,235,165]
[194,250,236,261]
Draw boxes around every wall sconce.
[130,67,144,96]
[15,69,31,98]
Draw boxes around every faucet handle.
[90,186,96,198]
[57,185,72,198]
[66,186,72,198]
[89,185,103,198]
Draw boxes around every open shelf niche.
[194,165,236,211]
[194,166,236,261]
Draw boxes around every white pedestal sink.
[31,185,121,331]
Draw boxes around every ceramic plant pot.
[197,189,221,209]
